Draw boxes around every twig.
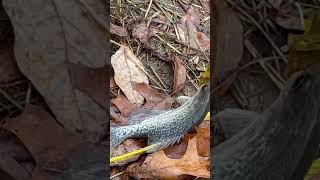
[110,172,124,179]
[239,56,281,70]
[110,39,123,47]
[144,0,154,18]
[154,34,182,54]
[299,2,320,9]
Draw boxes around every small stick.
[144,0,154,18]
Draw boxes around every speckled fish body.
[212,64,320,180]
[110,84,209,153]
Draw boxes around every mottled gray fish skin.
[212,64,320,180]
[110,84,209,154]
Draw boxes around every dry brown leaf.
[3,0,107,142]
[195,126,210,157]
[132,82,174,110]
[127,137,210,179]
[147,96,174,110]
[3,105,82,170]
[111,46,149,105]
[172,56,186,93]
[177,7,210,50]
[69,63,107,110]
[3,105,107,179]
[132,82,166,103]
[110,23,129,37]
[214,0,243,83]
[0,152,30,180]
[111,95,138,116]
[164,136,190,159]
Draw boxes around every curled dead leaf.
[111,46,149,105]
[195,126,210,157]
[127,137,210,179]
[177,7,210,50]
[172,56,186,93]
[111,95,138,116]
[132,82,174,110]
[132,82,166,103]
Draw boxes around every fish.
[110,84,210,155]
[212,63,320,180]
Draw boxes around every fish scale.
[110,84,210,154]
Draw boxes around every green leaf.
[199,65,210,85]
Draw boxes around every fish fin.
[146,134,184,153]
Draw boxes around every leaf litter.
[212,1,320,179]
[110,0,210,179]
[0,1,108,179]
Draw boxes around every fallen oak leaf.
[3,105,82,170]
[3,105,107,179]
[127,137,210,179]
[132,82,174,110]
[111,95,138,116]
[177,7,210,50]
[2,0,107,142]
[214,0,243,83]
[195,126,210,157]
[69,63,107,110]
[111,46,149,105]
[172,56,187,93]
[132,82,166,103]
[0,152,30,180]
[147,96,175,110]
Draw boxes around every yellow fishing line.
[110,144,158,165]
[205,112,210,120]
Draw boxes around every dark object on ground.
[213,63,320,180]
